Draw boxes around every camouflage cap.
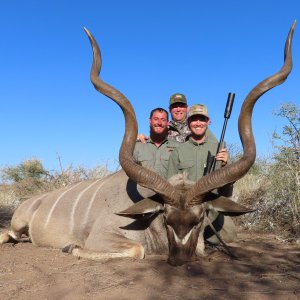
[188,104,209,119]
[169,93,187,106]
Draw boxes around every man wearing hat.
[167,104,235,244]
[167,103,229,181]
[168,93,217,143]
[137,93,218,144]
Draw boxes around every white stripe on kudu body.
[44,182,83,228]
[69,179,101,234]
[26,194,47,215]
[80,173,118,232]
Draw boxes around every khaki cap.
[169,93,187,106]
[188,104,209,119]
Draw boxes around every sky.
[0,1,299,173]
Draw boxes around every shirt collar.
[148,137,169,145]
[188,135,208,146]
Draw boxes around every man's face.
[188,114,209,137]
[149,111,169,135]
[169,103,188,122]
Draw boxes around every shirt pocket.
[136,153,152,168]
[167,140,179,150]
[159,151,171,170]
[177,160,195,171]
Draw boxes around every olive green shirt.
[133,138,179,178]
[167,136,220,182]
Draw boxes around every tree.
[270,102,300,234]
[272,102,300,162]
[1,159,48,183]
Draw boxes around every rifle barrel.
[210,92,235,173]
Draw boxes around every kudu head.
[84,21,295,266]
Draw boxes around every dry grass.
[233,171,300,240]
[0,187,21,207]
[0,186,22,229]
[0,164,112,230]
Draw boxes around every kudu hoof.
[62,244,80,254]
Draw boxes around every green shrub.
[1,159,48,183]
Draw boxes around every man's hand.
[215,148,228,166]
[137,134,149,144]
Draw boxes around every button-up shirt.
[167,136,220,182]
[133,138,179,178]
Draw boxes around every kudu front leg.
[63,234,145,260]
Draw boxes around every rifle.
[204,92,235,175]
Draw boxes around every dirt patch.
[0,232,299,300]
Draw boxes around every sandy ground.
[0,231,299,300]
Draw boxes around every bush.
[234,102,300,239]
[0,160,111,204]
[267,102,300,236]
[0,161,112,230]
[2,159,48,183]
[1,159,49,198]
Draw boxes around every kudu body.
[0,22,295,265]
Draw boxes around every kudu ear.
[207,196,255,216]
[116,198,164,219]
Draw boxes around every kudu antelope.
[0,22,295,266]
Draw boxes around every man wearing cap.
[133,107,178,178]
[167,103,229,181]
[167,104,235,244]
[168,93,217,143]
[137,93,218,144]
